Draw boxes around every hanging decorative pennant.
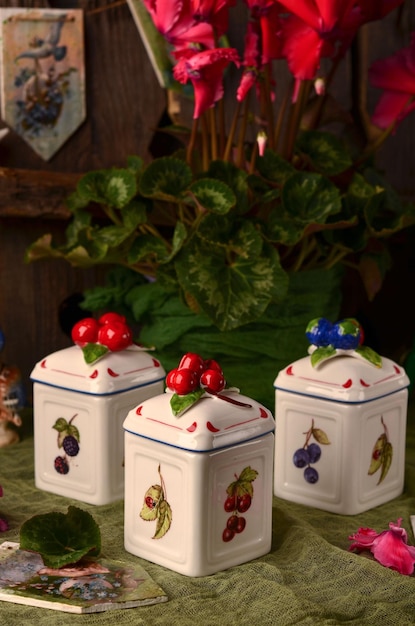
[0,8,85,161]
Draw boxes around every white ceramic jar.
[31,345,165,505]
[274,352,409,514]
[123,389,275,576]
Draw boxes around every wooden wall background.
[0,0,414,403]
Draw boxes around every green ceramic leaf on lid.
[81,342,109,364]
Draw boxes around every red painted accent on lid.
[286,365,294,375]
[107,368,119,377]
[152,358,160,367]
[394,365,401,374]
[206,421,220,432]
[136,406,143,415]
[343,379,353,388]
[360,378,370,387]
[187,422,197,432]
[260,408,268,418]
[89,369,98,379]
[41,359,47,368]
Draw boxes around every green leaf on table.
[20,506,101,569]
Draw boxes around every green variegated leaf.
[127,235,170,264]
[175,221,288,331]
[205,160,250,214]
[153,499,172,539]
[282,172,342,223]
[267,214,306,245]
[378,441,393,484]
[94,224,133,247]
[64,245,106,267]
[368,433,387,475]
[105,170,137,208]
[25,234,64,263]
[127,155,144,173]
[139,157,192,200]
[310,346,337,367]
[256,148,296,184]
[296,130,353,176]
[122,200,148,230]
[76,169,137,208]
[189,178,236,213]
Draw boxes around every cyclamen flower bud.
[314,77,325,96]
[257,130,267,157]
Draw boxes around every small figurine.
[0,328,25,447]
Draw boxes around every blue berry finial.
[305,317,381,368]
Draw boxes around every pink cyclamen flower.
[349,518,415,575]
[174,48,240,118]
[369,32,415,130]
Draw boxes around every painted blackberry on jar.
[292,419,330,484]
[52,414,80,475]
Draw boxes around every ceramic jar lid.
[123,390,275,452]
[31,345,165,395]
[274,353,409,403]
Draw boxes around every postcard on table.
[0,542,168,614]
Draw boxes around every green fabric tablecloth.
[1,404,415,626]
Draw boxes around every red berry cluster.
[71,312,133,352]
[166,352,226,396]
[222,493,252,542]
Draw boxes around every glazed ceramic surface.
[274,354,409,514]
[31,345,165,505]
[123,390,275,576]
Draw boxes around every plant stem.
[201,114,210,170]
[283,80,311,161]
[223,101,241,162]
[264,63,275,150]
[236,96,250,168]
[209,107,218,161]
[187,118,199,167]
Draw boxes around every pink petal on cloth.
[371,532,415,575]
[0,518,8,532]
[348,526,379,550]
